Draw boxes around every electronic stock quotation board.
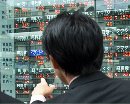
[13,0,130,103]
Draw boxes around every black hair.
[43,11,104,76]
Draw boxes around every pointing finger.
[41,78,48,85]
[48,85,56,93]
[50,85,55,89]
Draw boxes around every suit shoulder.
[0,92,23,104]
[109,78,130,91]
[112,78,130,84]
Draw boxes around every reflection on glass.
[0,0,130,103]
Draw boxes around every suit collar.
[69,71,109,90]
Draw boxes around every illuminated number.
[31,17,37,22]
[46,74,49,78]
[32,68,35,73]
[15,9,19,13]
[61,4,65,8]
[102,66,106,72]
[123,72,129,77]
[123,52,126,56]
[106,22,112,26]
[120,46,124,52]
[124,46,128,51]
[121,66,124,72]
[107,5,112,9]
[123,35,126,39]
[114,73,118,77]
[91,1,94,6]
[36,5,44,11]
[114,16,118,20]
[108,59,112,64]
[107,10,111,15]
[128,14,130,19]
[37,40,42,45]
[125,28,128,34]
[125,66,129,72]
[17,84,21,87]
[120,15,123,20]
[106,30,110,36]
[23,69,27,74]
[114,35,118,40]
[104,47,108,53]
[15,24,19,28]
[18,69,21,73]
[107,67,110,71]
[55,10,60,14]
[129,35,130,39]
[46,15,51,20]
[32,84,36,88]
[84,1,88,6]
[37,22,44,31]
[30,41,34,44]
[102,30,105,36]
[24,56,29,60]
[22,8,28,12]
[125,14,128,20]
[38,61,44,65]
[39,69,42,72]
[116,46,120,52]
[116,29,120,35]
[104,16,107,20]
[21,2,26,7]
[22,22,29,28]
[35,1,42,6]
[116,66,120,72]
[120,29,124,35]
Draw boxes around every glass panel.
[0,0,130,103]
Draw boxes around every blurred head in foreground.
[43,11,103,84]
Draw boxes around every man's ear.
[49,55,60,69]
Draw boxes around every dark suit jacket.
[32,71,130,104]
[0,92,23,104]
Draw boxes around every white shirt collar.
[69,76,79,85]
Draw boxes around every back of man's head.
[43,11,104,76]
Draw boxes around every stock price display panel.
[14,34,67,102]
[13,0,130,103]
[97,0,130,78]
[14,34,54,102]
[14,0,95,102]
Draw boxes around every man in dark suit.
[30,11,130,104]
[0,91,23,104]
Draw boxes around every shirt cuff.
[30,95,46,104]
